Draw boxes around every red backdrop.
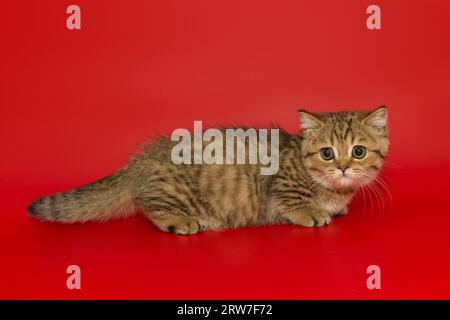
[1,0,450,299]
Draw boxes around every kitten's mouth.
[336,176,353,187]
[327,175,357,191]
[331,173,375,191]
[313,171,360,192]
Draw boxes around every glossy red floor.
[1,0,450,299]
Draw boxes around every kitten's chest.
[316,191,353,215]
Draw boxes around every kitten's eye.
[352,145,367,159]
[320,148,335,161]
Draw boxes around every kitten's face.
[300,107,389,192]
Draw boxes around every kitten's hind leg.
[144,211,207,235]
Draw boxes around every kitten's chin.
[326,176,358,192]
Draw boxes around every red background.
[1,0,450,299]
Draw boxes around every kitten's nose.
[339,166,347,174]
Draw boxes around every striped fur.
[28,107,389,234]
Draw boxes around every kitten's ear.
[298,110,324,132]
[362,106,388,129]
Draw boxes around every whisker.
[358,172,391,214]
[355,177,367,215]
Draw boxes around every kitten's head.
[299,106,389,192]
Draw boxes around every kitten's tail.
[28,169,136,223]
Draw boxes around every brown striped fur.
[29,107,389,235]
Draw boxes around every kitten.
[28,107,389,235]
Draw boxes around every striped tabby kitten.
[29,107,389,235]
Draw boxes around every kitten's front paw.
[284,209,332,227]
